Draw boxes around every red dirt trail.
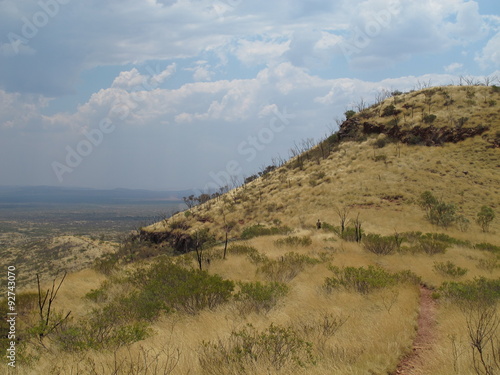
[392,285,437,375]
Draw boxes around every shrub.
[84,283,109,303]
[382,104,401,117]
[456,215,470,232]
[341,226,363,242]
[274,236,312,247]
[324,266,419,294]
[258,252,319,283]
[475,243,500,253]
[373,154,387,162]
[439,277,500,305]
[419,191,438,218]
[241,225,291,239]
[93,253,119,275]
[363,234,397,255]
[56,301,151,351]
[345,110,356,119]
[476,206,495,232]
[477,258,499,273]
[228,244,258,255]
[417,237,449,255]
[429,201,456,227]
[423,114,437,124]
[199,323,315,374]
[433,261,468,278]
[421,232,469,246]
[235,281,289,313]
[130,260,234,315]
[374,137,388,148]
[169,219,190,230]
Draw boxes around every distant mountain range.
[0,186,193,205]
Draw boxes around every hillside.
[3,85,500,375]
[146,85,499,240]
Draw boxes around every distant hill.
[145,84,499,241]
[0,185,191,205]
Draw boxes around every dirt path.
[392,285,437,375]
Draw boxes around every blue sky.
[0,0,499,191]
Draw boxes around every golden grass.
[6,85,499,375]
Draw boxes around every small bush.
[258,252,320,283]
[363,234,397,255]
[130,260,235,315]
[476,206,495,232]
[247,251,269,265]
[235,281,289,313]
[416,238,449,255]
[324,266,419,294]
[84,283,109,303]
[274,236,312,247]
[429,202,456,227]
[477,258,499,273]
[341,226,363,242]
[228,244,258,255]
[374,138,388,148]
[433,261,468,278]
[241,225,291,239]
[93,253,119,275]
[373,154,387,162]
[475,242,500,253]
[382,105,401,117]
[439,277,500,305]
[423,114,437,124]
[199,323,315,374]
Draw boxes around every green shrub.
[476,206,495,232]
[235,281,289,313]
[169,219,190,230]
[241,225,292,239]
[477,258,499,272]
[324,266,419,294]
[199,323,315,374]
[421,232,469,246]
[130,260,234,315]
[433,261,468,278]
[258,252,320,283]
[439,277,500,305]
[56,301,151,351]
[373,154,387,162]
[84,283,109,303]
[93,253,119,275]
[363,234,397,255]
[423,114,437,124]
[228,244,258,255]
[341,226,363,242]
[416,238,449,255]
[429,202,456,227]
[382,105,400,117]
[374,137,388,149]
[274,236,312,247]
[475,242,500,253]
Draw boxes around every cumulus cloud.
[444,62,464,73]
[476,32,500,69]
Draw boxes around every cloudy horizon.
[1,0,499,191]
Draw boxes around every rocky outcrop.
[338,118,489,146]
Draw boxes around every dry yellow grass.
[5,85,499,375]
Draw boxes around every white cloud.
[476,32,500,69]
[444,62,463,73]
[234,38,290,66]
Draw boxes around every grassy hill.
[3,85,499,375]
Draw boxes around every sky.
[0,0,499,192]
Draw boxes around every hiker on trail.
[316,219,322,229]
